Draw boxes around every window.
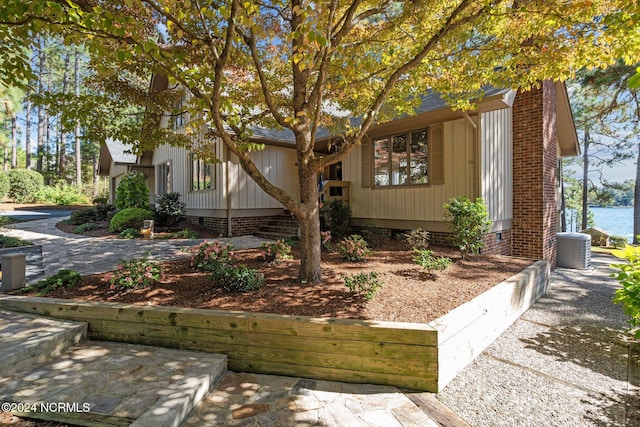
[374,129,429,186]
[190,154,213,191]
[156,161,172,194]
[171,93,186,130]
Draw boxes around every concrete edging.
[0,260,549,392]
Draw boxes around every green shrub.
[14,269,80,296]
[611,245,640,339]
[0,173,10,202]
[7,169,45,203]
[412,249,452,275]
[337,234,371,262]
[212,264,264,292]
[36,183,90,205]
[73,222,98,234]
[70,207,97,225]
[444,197,491,259]
[261,239,293,263]
[343,272,382,301]
[109,208,153,233]
[405,228,430,250]
[108,257,162,289]
[94,204,118,221]
[322,199,351,241]
[92,196,109,205]
[119,228,140,239]
[188,240,236,272]
[0,235,32,248]
[171,228,199,239]
[610,235,628,249]
[115,171,149,209]
[155,192,186,227]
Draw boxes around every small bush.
[155,192,186,227]
[405,228,430,250]
[261,239,293,263]
[322,199,351,241]
[14,269,80,296]
[115,171,149,209]
[0,173,10,202]
[343,272,382,301]
[73,222,98,234]
[94,204,118,221]
[337,234,371,262]
[119,228,141,239]
[0,235,32,248]
[108,257,163,289]
[7,169,45,203]
[36,183,90,205]
[321,231,332,251]
[92,196,109,205]
[610,235,628,249]
[109,208,153,233]
[171,228,199,239]
[189,240,236,272]
[212,264,264,292]
[412,249,452,275]
[444,197,490,259]
[611,245,640,339]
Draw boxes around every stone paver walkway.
[4,217,268,281]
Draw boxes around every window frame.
[156,161,172,194]
[373,127,430,188]
[189,153,214,192]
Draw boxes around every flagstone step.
[0,310,87,379]
[0,341,227,427]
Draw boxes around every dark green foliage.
[154,192,186,227]
[70,208,96,225]
[109,208,153,233]
[115,171,150,209]
[444,197,491,259]
[92,196,109,205]
[0,235,32,248]
[73,222,98,234]
[0,173,10,202]
[7,169,45,203]
[118,228,141,239]
[14,269,80,296]
[343,272,382,300]
[322,199,351,241]
[212,264,264,292]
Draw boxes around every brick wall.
[512,81,558,267]
[482,229,512,256]
[186,215,284,237]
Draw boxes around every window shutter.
[430,125,444,185]
[361,139,372,188]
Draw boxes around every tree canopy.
[2,0,638,281]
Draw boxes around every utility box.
[557,232,591,269]
[0,253,27,291]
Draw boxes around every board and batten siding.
[152,141,300,211]
[344,117,476,223]
[480,108,513,226]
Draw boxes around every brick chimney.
[512,81,559,267]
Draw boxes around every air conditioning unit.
[556,232,591,269]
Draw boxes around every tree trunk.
[634,142,640,244]
[74,48,82,186]
[25,96,31,169]
[294,158,322,284]
[58,53,70,178]
[36,40,46,172]
[581,127,590,231]
[10,116,17,169]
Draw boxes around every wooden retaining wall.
[0,296,439,391]
[0,260,549,392]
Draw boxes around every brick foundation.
[186,215,285,237]
[482,229,512,256]
[512,81,558,267]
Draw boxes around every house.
[99,80,578,267]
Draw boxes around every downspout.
[226,145,233,237]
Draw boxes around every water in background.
[567,207,633,242]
